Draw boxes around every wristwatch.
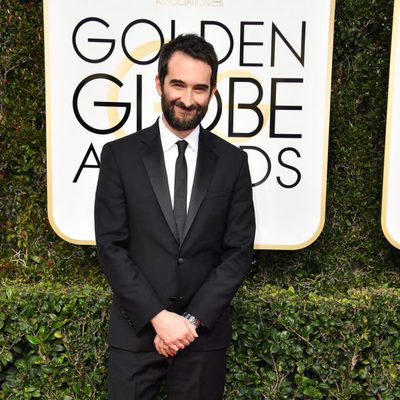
[183,312,201,328]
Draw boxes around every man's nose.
[181,89,194,107]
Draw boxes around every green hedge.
[229,282,400,399]
[2,283,400,399]
[0,284,109,399]
[3,0,400,398]
[1,0,400,284]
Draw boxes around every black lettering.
[271,21,306,67]
[201,21,233,64]
[122,19,164,65]
[72,17,115,64]
[270,78,303,139]
[240,21,264,67]
[73,143,101,183]
[277,147,301,188]
[136,75,142,131]
[240,146,271,187]
[229,77,263,137]
[171,20,176,40]
[73,73,131,135]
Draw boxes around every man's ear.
[209,85,217,100]
[155,75,162,96]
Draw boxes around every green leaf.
[26,335,40,345]
[270,343,280,353]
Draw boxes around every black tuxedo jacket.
[95,121,255,351]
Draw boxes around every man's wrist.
[183,312,201,328]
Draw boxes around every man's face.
[156,51,216,136]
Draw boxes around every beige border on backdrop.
[382,0,400,249]
[44,0,336,249]
[255,0,336,250]
[44,1,94,245]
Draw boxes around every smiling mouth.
[174,101,199,112]
[174,106,197,119]
[177,106,195,114]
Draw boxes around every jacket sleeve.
[186,152,256,329]
[94,143,164,333]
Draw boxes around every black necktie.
[174,140,188,243]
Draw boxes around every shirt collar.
[159,116,199,153]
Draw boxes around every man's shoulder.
[103,122,158,153]
[201,128,246,158]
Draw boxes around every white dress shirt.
[159,116,199,211]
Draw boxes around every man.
[95,33,255,400]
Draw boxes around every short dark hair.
[158,34,218,88]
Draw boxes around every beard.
[161,93,209,131]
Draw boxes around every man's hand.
[154,334,177,357]
[151,310,198,354]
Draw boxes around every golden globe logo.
[44,0,335,248]
[71,17,305,188]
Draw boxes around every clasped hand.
[151,310,198,357]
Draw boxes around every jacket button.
[178,257,184,264]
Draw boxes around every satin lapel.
[139,126,179,243]
[182,129,218,244]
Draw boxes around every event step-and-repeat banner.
[44,0,335,249]
[383,0,400,249]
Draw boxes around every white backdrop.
[383,0,400,248]
[44,0,335,249]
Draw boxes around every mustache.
[173,100,201,112]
